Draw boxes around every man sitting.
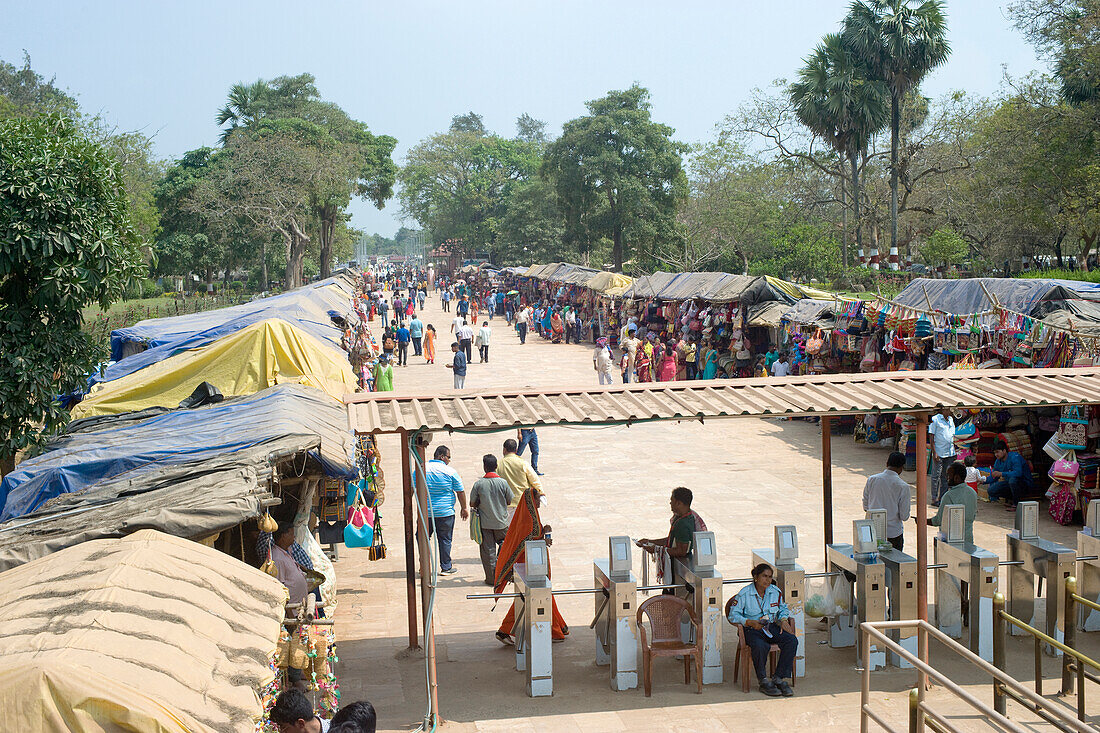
[983,440,1033,511]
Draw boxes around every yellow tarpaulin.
[75,318,357,417]
[765,276,855,302]
[584,271,633,296]
[0,530,287,733]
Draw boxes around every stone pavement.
[333,293,1100,731]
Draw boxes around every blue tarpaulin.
[0,384,356,522]
[100,277,357,385]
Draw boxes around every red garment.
[657,355,677,382]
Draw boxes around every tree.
[0,53,80,120]
[215,81,268,144]
[1011,0,1100,108]
[920,226,968,267]
[515,113,550,146]
[0,115,144,470]
[791,33,889,267]
[450,111,487,135]
[543,84,688,271]
[844,0,950,269]
[497,178,566,265]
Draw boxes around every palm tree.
[791,33,889,269]
[215,81,268,144]
[843,0,950,270]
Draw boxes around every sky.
[5,1,1046,238]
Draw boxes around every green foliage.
[0,53,80,120]
[543,84,688,271]
[749,223,844,282]
[1011,0,1100,106]
[0,114,144,459]
[497,178,566,265]
[1020,267,1100,283]
[920,226,968,266]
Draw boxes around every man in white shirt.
[516,306,530,344]
[770,352,791,377]
[451,314,464,334]
[456,320,474,363]
[477,321,492,362]
[928,407,957,505]
[863,452,912,551]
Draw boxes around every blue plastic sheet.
[0,384,356,522]
[893,277,1082,316]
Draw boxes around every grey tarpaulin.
[747,301,789,328]
[781,299,838,328]
[893,277,1083,315]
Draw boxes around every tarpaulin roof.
[559,265,601,285]
[0,530,286,733]
[622,271,679,299]
[109,275,357,363]
[584,271,634,296]
[1031,298,1100,337]
[766,276,854,302]
[74,318,358,417]
[782,299,837,327]
[893,277,1082,315]
[1,383,355,522]
[747,301,789,328]
[533,262,568,280]
[623,271,793,304]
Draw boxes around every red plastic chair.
[725,596,794,692]
[637,594,703,696]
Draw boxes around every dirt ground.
[332,293,1100,732]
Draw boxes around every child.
[964,455,981,491]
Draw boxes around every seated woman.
[727,563,798,698]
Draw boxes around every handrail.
[858,618,1094,733]
[1062,577,1100,722]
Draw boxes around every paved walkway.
[333,293,1099,731]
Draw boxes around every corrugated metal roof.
[347,368,1100,434]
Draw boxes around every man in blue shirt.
[409,315,424,357]
[396,323,411,366]
[421,444,468,575]
[983,440,1033,510]
[728,563,797,697]
[456,296,469,317]
[446,341,468,389]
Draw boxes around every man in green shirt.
[928,462,977,544]
[636,487,703,559]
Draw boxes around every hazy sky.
[5,1,1045,237]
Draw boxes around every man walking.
[477,320,492,363]
[498,438,542,510]
[446,341,467,389]
[516,305,529,344]
[456,319,474,363]
[928,407,957,505]
[469,454,514,585]
[409,314,424,357]
[516,427,543,475]
[862,451,912,551]
[620,324,640,384]
[422,445,467,575]
[396,322,410,366]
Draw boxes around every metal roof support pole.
[400,430,419,650]
[414,437,440,726]
[822,416,834,555]
[914,412,930,624]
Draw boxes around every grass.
[81,292,252,350]
[1018,268,1100,284]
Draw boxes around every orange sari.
[494,489,569,639]
[424,329,436,362]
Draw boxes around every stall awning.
[0,530,286,733]
[584,271,633,296]
[347,368,1100,434]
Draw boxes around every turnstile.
[933,504,999,662]
[592,536,639,690]
[878,547,918,668]
[1006,502,1075,656]
[672,531,723,684]
[752,525,805,677]
[1077,502,1100,632]
[514,541,553,696]
[827,520,887,670]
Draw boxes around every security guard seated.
[727,563,797,697]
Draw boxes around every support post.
[400,431,419,650]
[1063,576,1076,695]
[993,592,1007,716]
[822,416,834,554]
[413,438,440,727]
[914,412,929,626]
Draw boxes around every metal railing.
[1062,577,1100,722]
[858,619,1093,733]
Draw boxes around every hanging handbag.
[344,518,375,548]
[1057,405,1089,450]
[805,330,824,355]
[368,514,387,561]
[1052,452,1080,482]
[1049,483,1077,526]
[470,508,483,544]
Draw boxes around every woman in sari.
[550,310,565,343]
[541,306,553,339]
[636,336,654,382]
[701,340,719,379]
[424,324,437,364]
[494,488,569,644]
[656,343,678,382]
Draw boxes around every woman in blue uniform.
[727,563,798,697]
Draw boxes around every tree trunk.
[1055,231,1065,269]
[283,220,312,289]
[261,240,269,291]
[850,151,864,268]
[889,93,900,271]
[841,172,849,269]
[612,225,623,273]
[0,453,14,480]
[1080,229,1097,272]
[319,205,336,279]
[870,223,880,271]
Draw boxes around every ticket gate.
[1006,502,1075,656]
[752,525,805,677]
[878,547,918,668]
[933,505,999,662]
[1077,502,1100,632]
[514,540,553,696]
[672,531,723,684]
[826,519,887,670]
[592,536,639,690]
